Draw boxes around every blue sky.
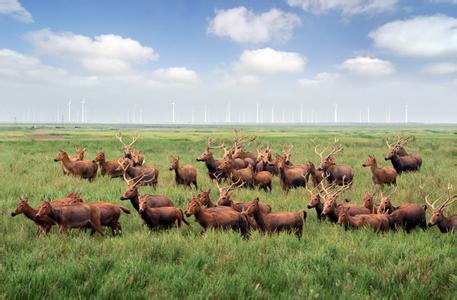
[0,0,456,123]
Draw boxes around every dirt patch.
[28,134,68,140]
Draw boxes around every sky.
[0,0,456,124]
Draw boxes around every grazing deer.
[169,156,198,189]
[276,156,307,192]
[243,198,307,238]
[185,195,250,238]
[217,160,254,188]
[59,147,86,175]
[138,199,189,230]
[362,155,397,188]
[36,200,105,236]
[424,184,457,233]
[118,158,158,187]
[11,199,55,235]
[385,137,422,174]
[337,207,390,232]
[116,132,144,166]
[54,150,98,181]
[196,138,227,182]
[120,173,174,212]
[312,140,354,186]
[95,151,123,178]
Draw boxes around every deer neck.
[370,163,378,174]
[130,193,140,212]
[252,208,266,230]
[438,216,451,233]
[315,203,323,219]
[61,153,73,168]
[23,204,39,221]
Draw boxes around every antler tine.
[214,178,224,193]
[129,133,139,146]
[116,132,126,146]
[438,183,456,210]
[310,139,326,160]
[327,141,344,158]
[122,169,133,185]
[385,137,392,149]
[207,138,224,150]
[424,194,435,209]
[227,178,244,192]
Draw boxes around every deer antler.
[438,183,457,210]
[310,139,327,160]
[116,132,126,146]
[207,138,224,150]
[385,137,392,149]
[129,134,139,146]
[326,141,344,159]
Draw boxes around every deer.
[11,199,55,235]
[230,129,257,162]
[305,183,324,221]
[54,150,98,181]
[82,202,131,236]
[36,200,105,236]
[424,184,457,233]
[118,158,158,187]
[95,151,123,178]
[385,136,411,157]
[254,171,272,192]
[362,155,397,188]
[217,160,254,188]
[306,161,323,188]
[116,132,144,166]
[387,204,427,233]
[321,181,369,223]
[169,156,198,189]
[185,195,250,238]
[120,173,174,212]
[216,180,271,214]
[385,137,422,174]
[337,207,390,232]
[276,156,307,192]
[59,147,86,175]
[196,138,227,182]
[312,139,354,186]
[242,198,307,238]
[255,149,278,175]
[362,192,379,213]
[138,199,189,230]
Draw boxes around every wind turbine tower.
[81,98,85,123]
[68,100,71,123]
[172,102,175,123]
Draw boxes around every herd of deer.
[10,131,457,237]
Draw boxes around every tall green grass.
[0,126,456,299]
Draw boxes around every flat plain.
[0,125,456,299]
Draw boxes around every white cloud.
[339,56,395,76]
[0,0,33,22]
[369,15,457,57]
[208,7,300,43]
[234,48,306,75]
[25,29,158,74]
[298,72,339,86]
[0,48,96,86]
[287,0,397,17]
[422,63,457,75]
[152,67,198,84]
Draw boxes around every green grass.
[0,126,456,299]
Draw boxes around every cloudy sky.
[0,0,456,124]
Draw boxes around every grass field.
[1,125,456,299]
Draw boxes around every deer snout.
[11,212,17,217]
[307,204,312,209]
[384,157,389,161]
[185,211,192,217]
[120,196,126,200]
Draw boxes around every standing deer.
[95,151,123,178]
[312,140,354,186]
[139,200,189,230]
[54,150,98,181]
[120,173,174,212]
[362,155,397,188]
[385,137,422,174]
[60,147,86,175]
[217,160,254,188]
[196,138,227,182]
[276,156,307,192]
[337,207,390,232]
[169,156,198,189]
[321,182,369,222]
[118,158,158,187]
[11,199,55,235]
[305,184,324,221]
[116,132,144,166]
[306,161,323,187]
[424,185,457,233]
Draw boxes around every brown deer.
[120,173,174,212]
[196,138,227,182]
[60,147,86,175]
[216,180,271,214]
[118,158,158,187]
[362,192,379,213]
[138,199,189,230]
[276,156,307,192]
[362,155,397,188]
[305,184,324,221]
[306,161,323,187]
[243,197,307,238]
[385,137,422,174]
[254,171,272,192]
[424,185,457,233]
[312,139,354,186]
[321,182,369,222]
[377,192,398,214]
[255,149,278,175]
[385,136,411,157]
[387,204,427,233]
[83,202,131,236]
[95,151,123,178]
[217,160,254,187]
[116,132,144,166]
[54,150,98,181]
[11,199,55,235]
[169,156,198,189]
[185,195,250,238]
[337,207,390,232]
[230,129,257,161]
[36,200,105,236]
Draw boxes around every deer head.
[424,183,457,226]
[116,132,139,157]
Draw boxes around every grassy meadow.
[0,125,456,299]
